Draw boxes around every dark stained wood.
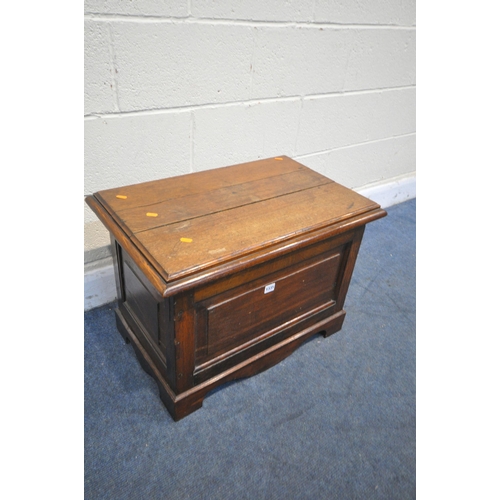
[134,181,378,283]
[96,156,308,215]
[86,156,387,421]
[172,293,196,394]
[110,236,124,302]
[85,194,168,296]
[158,209,385,298]
[334,226,365,312]
[193,303,339,384]
[192,233,344,302]
[162,297,176,389]
[118,304,169,384]
[203,253,340,359]
[113,168,330,234]
[123,261,160,344]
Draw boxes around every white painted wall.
[84,0,416,309]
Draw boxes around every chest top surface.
[90,156,382,285]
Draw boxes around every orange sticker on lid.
[274,157,283,160]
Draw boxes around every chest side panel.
[123,261,160,344]
[117,250,173,386]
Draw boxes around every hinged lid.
[86,156,386,295]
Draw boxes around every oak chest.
[86,156,386,421]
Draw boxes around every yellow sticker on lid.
[116,195,127,199]
[180,237,193,243]
[146,212,158,217]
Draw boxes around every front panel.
[205,253,340,358]
[193,239,348,379]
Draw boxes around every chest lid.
[87,156,385,292]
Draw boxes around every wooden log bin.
[86,156,387,421]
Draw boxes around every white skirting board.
[84,173,416,311]
[356,172,416,208]
[84,263,117,311]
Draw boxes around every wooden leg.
[322,309,345,337]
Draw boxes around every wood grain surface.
[89,156,380,284]
[86,155,387,421]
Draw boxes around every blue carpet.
[85,198,416,499]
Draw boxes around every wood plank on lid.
[134,182,379,282]
[95,156,305,216]
[116,169,331,234]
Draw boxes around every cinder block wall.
[84,0,416,274]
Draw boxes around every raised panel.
[202,253,340,360]
[123,261,159,345]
